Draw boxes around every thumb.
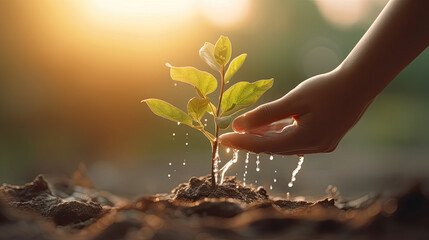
[232,94,299,133]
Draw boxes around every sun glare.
[87,0,251,31]
[88,0,195,31]
[199,0,251,27]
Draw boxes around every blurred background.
[1,0,428,200]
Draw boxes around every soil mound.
[1,173,429,239]
[171,175,268,203]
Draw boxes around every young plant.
[142,36,273,189]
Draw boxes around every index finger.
[218,124,308,155]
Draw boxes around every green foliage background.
[0,0,428,198]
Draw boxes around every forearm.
[338,0,429,101]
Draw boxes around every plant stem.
[211,65,226,189]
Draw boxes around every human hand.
[218,68,373,155]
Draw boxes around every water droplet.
[172,133,175,136]
[288,182,293,187]
[204,118,207,122]
[270,155,274,161]
[270,185,273,190]
[274,178,277,183]
[255,180,258,184]
[174,83,177,86]
[168,174,171,178]
[274,170,277,173]
[226,148,230,153]
[243,152,250,186]
[177,122,181,125]
[174,169,176,172]
[185,133,188,136]
[185,142,188,146]
[286,192,290,200]
[169,162,172,166]
[255,154,260,172]
[204,123,207,126]
[183,162,186,166]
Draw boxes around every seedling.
[142,36,273,189]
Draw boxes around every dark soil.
[1,170,429,240]
[171,175,268,203]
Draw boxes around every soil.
[1,169,429,240]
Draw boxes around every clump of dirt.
[0,175,103,227]
[171,175,268,203]
[0,174,126,228]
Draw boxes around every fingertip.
[232,114,247,132]
[218,133,230,144]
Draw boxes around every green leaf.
[207,102,217,116]
[221,79,274,116]
[166,64,217,97]
[187,97,210,122]
[215,116,233,130]
[199,42,222,72]
[214,36,232,66]
[224,54,247,84]
[143,99,193,126]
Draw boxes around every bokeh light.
[199,0,251,27]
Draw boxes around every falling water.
[270,155,274,160]
[182,159,186,166]
[243,152,249,186]
[288,155,304,188]
[255,154,260,172]
[213,147,220,184]
[219,149,239,185]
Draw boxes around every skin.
[219,0,429,155]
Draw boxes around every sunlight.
[315,0,371,29]
[88,0,251,30]
[88,0,196,31]
[199,0,251,27]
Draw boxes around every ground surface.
[1,169,429,240]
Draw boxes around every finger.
[219,124,304,154]
[246,118,295,135]
[232,94,300,133]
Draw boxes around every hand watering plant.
[142,36,273,189]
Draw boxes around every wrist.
[332,63,379,105]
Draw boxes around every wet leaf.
[199,42,222,72]
[187,98,210,122]
[143,99,193,126]
[221,79,274,116]
[224,54,247,84]
[167,64,217,97]
[214,36,232,66]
